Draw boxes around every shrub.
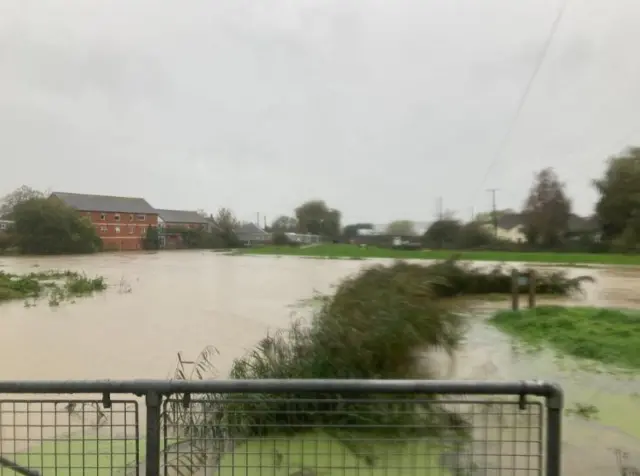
[166,262,471,471]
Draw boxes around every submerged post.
[528,270,537,309]
[511,269,519,311]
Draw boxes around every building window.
[0,223,6,230]
[114,214,121,222]
[129,225,135,235]
[100,213,106,221]
[100,226,108,233]
[137,214,146,221]
[115,226,121,234]
[129,214,134,222]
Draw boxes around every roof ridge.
[52,191,149,201]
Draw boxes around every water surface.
[1,251,640,474]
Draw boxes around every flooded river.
[1,250,640,474]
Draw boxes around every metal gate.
[0,379,562,476]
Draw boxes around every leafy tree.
[456,221,496,249]
[342,223,374,239]
[423,219,462,248]
[522,168,571,247]
[272,231,292,245]
[594,147,640,243]
[385,220,416,236]
[271,215,297,232]
[294,200,341,238]
[0,185,44,217]
[211,207,240,247]
[12,198,102,254]
[143,225,161,250]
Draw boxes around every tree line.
[3,145,640,254]
[276,147,640,253]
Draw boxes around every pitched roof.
[157,209,208,224]
[235,222,268,234]
[51,192,157,214]
[568,214,599,233]
[496,213,525,230]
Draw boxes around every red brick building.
[156,209,210,248]
[51,192,159,251]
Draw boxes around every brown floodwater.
[1,251,640,474]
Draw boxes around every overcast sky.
[2,0,640,225]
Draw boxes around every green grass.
[4,433,452,475]
[0,270,106,305]
[218,431,450,476]
[240,244,640,265]
[490,306,640,370]
[4,438,140,475]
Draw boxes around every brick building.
[156,209,209,248]
[50,192,158,251]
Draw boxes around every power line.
[471,0,570,201]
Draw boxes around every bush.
[271,231,291,246]
[166,261,472,468]
[12,198,102,254]
[422,257,593,297]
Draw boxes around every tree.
[0,185,44,217]
[342,223,374,239]
[143,226,160,250]
[211,207,240,247]
[422,219,462,248]
[271,215,297,233]
[594,147,640,243]
[385,220,416,236]
[12,198,102,254]
[456,221,496,249]
[294,200,341,238]
[522,168,571,247]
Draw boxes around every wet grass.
[490,306,640,370]
[0,270,107,306]
[240,244,640,266]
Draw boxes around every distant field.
[239,244,640,266]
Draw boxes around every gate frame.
[0,379,563,476]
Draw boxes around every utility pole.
[436,197,443,220]
[256,212,260,227]
[486,189,499,236]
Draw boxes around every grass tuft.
[490,306,640,370]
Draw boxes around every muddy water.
[1,251,640,474]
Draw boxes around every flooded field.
[1,251,640,475]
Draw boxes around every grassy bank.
[240,244,640,266]
[0,270,106,306]
[490,306,640,370]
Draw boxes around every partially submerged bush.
[422,257,593,297]
[166,262,471,470]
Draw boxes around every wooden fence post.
[511,269,519,311]
[528,270,537,309]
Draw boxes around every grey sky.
[2,0,640,225]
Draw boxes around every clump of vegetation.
[0,270,107,306]
[422,257,594,297]
[490,306,640,370]
[565,402,599,421]
[165,262,472,473]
